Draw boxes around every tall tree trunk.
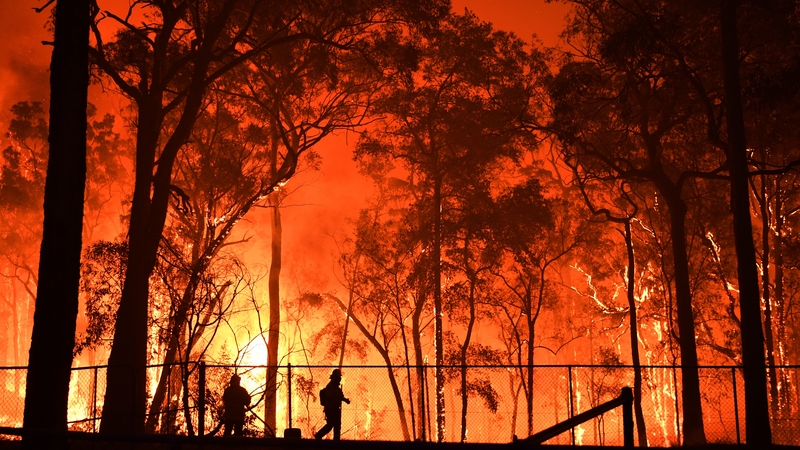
[433,174,445,442]
[101,102,166,435]
[720,2,772,444]
[662,191,706,445]
[624,222,648,447]
[265,111,282,436]
[265,200,281,436]
[22,1,90,448]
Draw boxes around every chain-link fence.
[0,364,798,445]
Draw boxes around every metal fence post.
[93,366,98,433]
[622,387,634,447]
[198,361,206,436]
[732,367,740,445]
[287,363,293,430]
[568,366,575,445]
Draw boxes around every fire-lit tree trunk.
[264,201,281,436]
[432,171,445,442]
[623,221,647,447]
[22,1,90,448]
[720,2,772,444]
[265,114,283,436]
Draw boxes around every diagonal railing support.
[513,387,634,447]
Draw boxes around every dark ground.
[0,434,797,450]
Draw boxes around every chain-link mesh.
[0,367,25,428]
[1,363,798,445]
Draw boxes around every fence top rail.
[3,363,798,370]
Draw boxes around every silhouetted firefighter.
[222,374,251,437]
[315,369,350,440]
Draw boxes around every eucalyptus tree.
[356,11,540,439]
[89,0,449,433]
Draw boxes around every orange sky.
[453,0,570,46]
[0,0,572,299]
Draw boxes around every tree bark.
[22,1,90,448]
[720,1,772,444]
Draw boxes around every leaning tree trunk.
[328,295,412,440]
[720,2,772,444]
[23,1,90,448]
[623,222,647,446]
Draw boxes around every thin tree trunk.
[758,173,780,416]
[23,1,90,448]
[339,255,360,368]
[433,174,445,442]
[265,108,283,436]
[264,201,281,436]
[624,222,648,446]
[459,272,477,442]
[774,202,790,416]
[525,287,534,437]
[412,284,427,441]
[720,2,772,444]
